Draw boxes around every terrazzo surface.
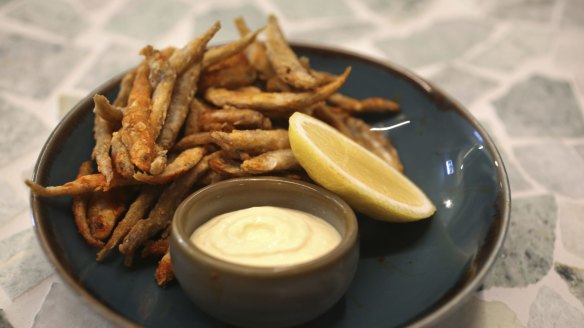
[0,0,582,327]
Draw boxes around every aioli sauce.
[190,206,341,267]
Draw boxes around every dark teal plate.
[30,44,510,327]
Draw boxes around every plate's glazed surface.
[30,45,510,327]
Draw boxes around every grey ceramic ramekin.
[170,176,359,328]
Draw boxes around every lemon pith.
[288,112,436,222]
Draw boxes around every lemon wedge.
[288,112,436,222]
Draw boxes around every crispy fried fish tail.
[155,248,174,287]
[234,16,252,35]
[235,16,275,80]
[265,15,317,90]
[169,21,221,74]
[202,26,263,69]
[72,161,104,248]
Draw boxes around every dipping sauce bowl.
[170,176,359,327]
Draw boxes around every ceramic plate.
[30,44,510,327]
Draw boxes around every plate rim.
[30,42,511,328]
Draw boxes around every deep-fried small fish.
[240,149,300,174]
[174,132,213,151]
[134,147,205,184]
[204,67,351,111]
[88,188,128,240]
[96,186,161,261]
[265,15,317,90]
[142,46,177,141]
[121,62,156,172]
[25,174,135,197]
[72,161,104,248]
[328,93,400,113]
[199,108,271,131]
[92,114,114,186]
[157,61,204,149]
[210,129,290,154]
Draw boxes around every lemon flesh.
[288,112,436,222]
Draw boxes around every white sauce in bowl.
[190,206,341,267]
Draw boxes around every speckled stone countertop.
[0,0,583,327]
